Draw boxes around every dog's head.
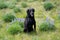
[27,8,35,17]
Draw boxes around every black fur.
[24,8,36,32]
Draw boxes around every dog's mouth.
[31,14,33,17]
[30,12,34,17]
[30,14,34,17]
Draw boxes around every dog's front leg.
[34,21,36,32]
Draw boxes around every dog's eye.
[32,9,35,12]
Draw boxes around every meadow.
[0,0,60,40]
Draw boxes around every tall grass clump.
[6,1,15,9]
[7,21,24,35]
[16,0,21,2]
[0,2,7,9]
[28,0,37,2]
[3,14,16,22]
[44,2,54,11]
[13,7,21,13]
[19,22,24,28]
[21,2,28,8]
[39,20,56,31]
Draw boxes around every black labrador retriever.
[24,8,36,32]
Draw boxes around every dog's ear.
[27,9,30,14]
[27,8,35,13]
[32,8,35,12]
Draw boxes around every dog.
[24,8,36,32]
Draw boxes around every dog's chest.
[28,18,34,25]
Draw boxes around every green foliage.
[44,2,54,11]
[16,0,21,2]
[0,24,2,28]
[0,0,16,9]
[39,21,56,31]
[6,2,15,9]
[3,14,16,22]
[7,4,15,9]
[19,22,24,28]
[42,0,46,1]
[21,2,28,8]
[0,2,7,9]
[7,21,24,35]
[55,14,60,22]
[28,0,37,2]
[0,34,4,40]
[13,7,21,13]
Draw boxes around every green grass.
[0,2,7,9]
[7,21,23,35]
[0,0,60,40]
[3,13,16,22]
[13,6,21,13]
[21,2,28,8]
[39,21,56,31]
[44,2,54,11]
